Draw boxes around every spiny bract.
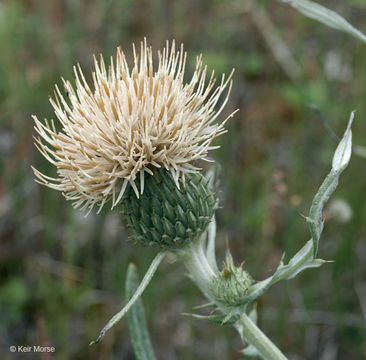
[211,252,253,306]
[121,169,217,249]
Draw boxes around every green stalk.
[179,237,287,360]
[236,313,287,360]
[177,237,217,302]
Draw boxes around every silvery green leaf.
[332,111,354,172]
[126,263,157,360]
[281,0,366,43]
[310,111,354,254]
[183,312,239,325]
[308,173,339,255]
[242,344,264,358]
[91,252,166,345]
[244,240,323,302]
[239,115,354,304]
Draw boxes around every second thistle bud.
[211,251,253,306]
[121,169,217,250]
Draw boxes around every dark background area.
[1,0,366,359]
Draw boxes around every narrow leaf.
[281,0,366,43]
[332,111,354,172]
[126,263,157,360]
[183,312,238,325]
[90,251,166,345]
[309,111,354,254]
[240,114,354,303]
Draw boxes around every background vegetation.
[1,0,365,359]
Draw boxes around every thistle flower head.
[211,251,253,306]
[32,39,235,213]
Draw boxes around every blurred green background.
[1,0,366,359]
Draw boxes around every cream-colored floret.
[33,39,236,213]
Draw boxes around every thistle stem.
[179,235,287,360]
[206,217,219,272]
[236,312,287,360]
[178,237,217,302]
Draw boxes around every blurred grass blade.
[249,1,303,80]
[281,0,366,43]
[126,263,157,360]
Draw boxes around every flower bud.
[211,252,253,306]
[121,169,217,250]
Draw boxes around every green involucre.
[121,169,217,250]
[211,253,253,306]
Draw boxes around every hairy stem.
[178,237,217,301]
[236,313,287,360]
[179,236,287,359]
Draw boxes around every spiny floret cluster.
[32,39,235,213]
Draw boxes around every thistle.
[32,38,236,344]
[32,39,234,214]
[32,38,354,360]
